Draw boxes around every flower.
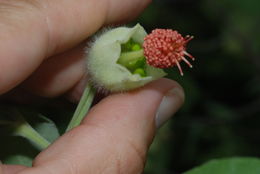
[143,29,194,76]
[86,24,166,92]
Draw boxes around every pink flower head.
[143,29,194,76]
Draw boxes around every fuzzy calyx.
[86,24,166,92]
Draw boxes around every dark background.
[1,0,260,173]
[133,0,260,173]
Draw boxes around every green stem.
[117,49,144,66]
[15,121,50,150]
[66,83,96,132]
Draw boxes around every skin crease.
[0,0,185,174]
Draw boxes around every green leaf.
[10,111,58,149]
[0,108,60,143]
[185,157,260,174]
[0,136,38,166]
[0,109,60,165]
[18,110,60,143]
[31,114,60,143]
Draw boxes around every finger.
[21,43,86,97]
[3,43,86,99]
[65,74,89,103]
[0,164,27,174]
[0,0,151,94]
[18,78,184,174]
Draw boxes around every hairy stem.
[15,121,50,150]
[66,83,96,132]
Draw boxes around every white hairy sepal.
[86,24,167,92]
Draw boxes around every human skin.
[0,0,185,173]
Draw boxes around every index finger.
[0,0,151,94]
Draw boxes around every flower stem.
[66,83,96,132]
[14,121,51,150]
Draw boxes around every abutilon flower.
[66,24,195,134]
[143,29,194,76]
[86,24,194,92]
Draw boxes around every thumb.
[20,78,184,174]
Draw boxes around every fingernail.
[155,87,184,128]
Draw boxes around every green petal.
[87,24,166,92]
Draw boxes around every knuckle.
[110,135,147,174]
[0,0,43,14]
[0,0,46,29]
[80,122,146,174]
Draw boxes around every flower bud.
[86,24,166,92]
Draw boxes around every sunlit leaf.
[185,157,260,174]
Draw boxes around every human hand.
[0,0,185,173]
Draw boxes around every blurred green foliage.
[135,0,260,173]
[184,157,260,174]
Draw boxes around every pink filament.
[143,29,194,75]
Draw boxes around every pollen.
[143,29,194,76]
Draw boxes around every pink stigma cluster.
[143,29,194,76]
